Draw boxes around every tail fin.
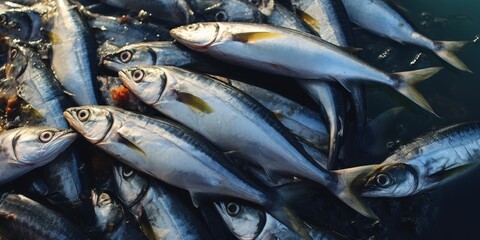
[434,41,471,73]
[267,183,316,240]
[393,67,442,116]
[333,165,379,220]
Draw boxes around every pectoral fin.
[117,127,147,157]
[175,91,213,114]
[297,9,320,31]
[232,32,282,43]
[428,163,475,182]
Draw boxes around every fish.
[113,164,212,240]
[6,42,84,207]
[170,22,442,115]
[100,0,195,26]
[0,193,87,240]
[191,0,265,23]
[0,9,44,41]
[82,9,171,47]
[64,105,315,239]
[91,188,147,240]
[118,66,377,219]
[50,0,100,106]
[0,126,77,185]
[214,201,340,240]
[350,122,480,198]
[341,0,471,72]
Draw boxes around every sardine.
[0,193,86,240]
[113,164,212,240]
[191,0,264,23]
[349,122,480,197]
[6,42,84,207]
[341,0,471,72]
[50,0,99,105]
[0,126,76,185]
[117,66,377,219]
[91,188,147,240]
[214,201,339,240]
[64,105,314,238]
[171,22,442,115]
[0,9,44,41]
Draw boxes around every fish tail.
[332,165,379,220]
[392,67,442,116]
[433,41,471,73]
[267,183,314,240]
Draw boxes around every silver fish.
[6,42,84,207]
[0,126,76,185]
[113,164,212,240]
[350,122,480,197]
[0,9,44,41]
[101,0,194,26]
[341,0,471,72]
[0,193,86,240]
[191,0,265,23]
[170,22,442,115]
[64,105,313,238]
[118,66,377,219]
[214,201,339,240]
[50,0,99,105]
[91,188,147,240]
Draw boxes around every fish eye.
[132,69,144,83]
[38,130,55,143]
[119,50,133,63]
[186,24,199,31]
[215,11,228,21]
[0,14,7,24]
[98,193,111,206]
[9,48,18,60]
[249,0,260,6]
[226,202,240,216]
[376,173,392,187]
[122,167,134,178]
[77,109,91,122]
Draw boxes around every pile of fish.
[0,0,476,239]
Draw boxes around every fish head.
[112,164,149,208]
[5,43,28,79]
[91,189,124,232]
[170,23,220,51]
[0,11,40,41]
[10,127,77,167]
[118,66,165,105]
[358,163,418,197]
[102,45,156,72]
[199,0,264,23]
[63,106,113,144]
[213,201,266,240]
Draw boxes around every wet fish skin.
[341,0,471,72]
[50,0,99,106]
[118,66,377,219]
[0,193,87,240]
[214,201,339,240]
[0,9,44,41]
[192,0,265,23]
[91,188,147,240]
[83,10,171,47]
[7,42,84,207]
[113,164,212,240]
[0,126,77,185]
[64,105,311,238]
[353,122,480,198]
[100,0,195,26]
[170,22,441,115]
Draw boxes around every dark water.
[358,1,480,239]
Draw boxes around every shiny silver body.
[51,0,98,105]
[113,165,211,240]
[0,193,86,240]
